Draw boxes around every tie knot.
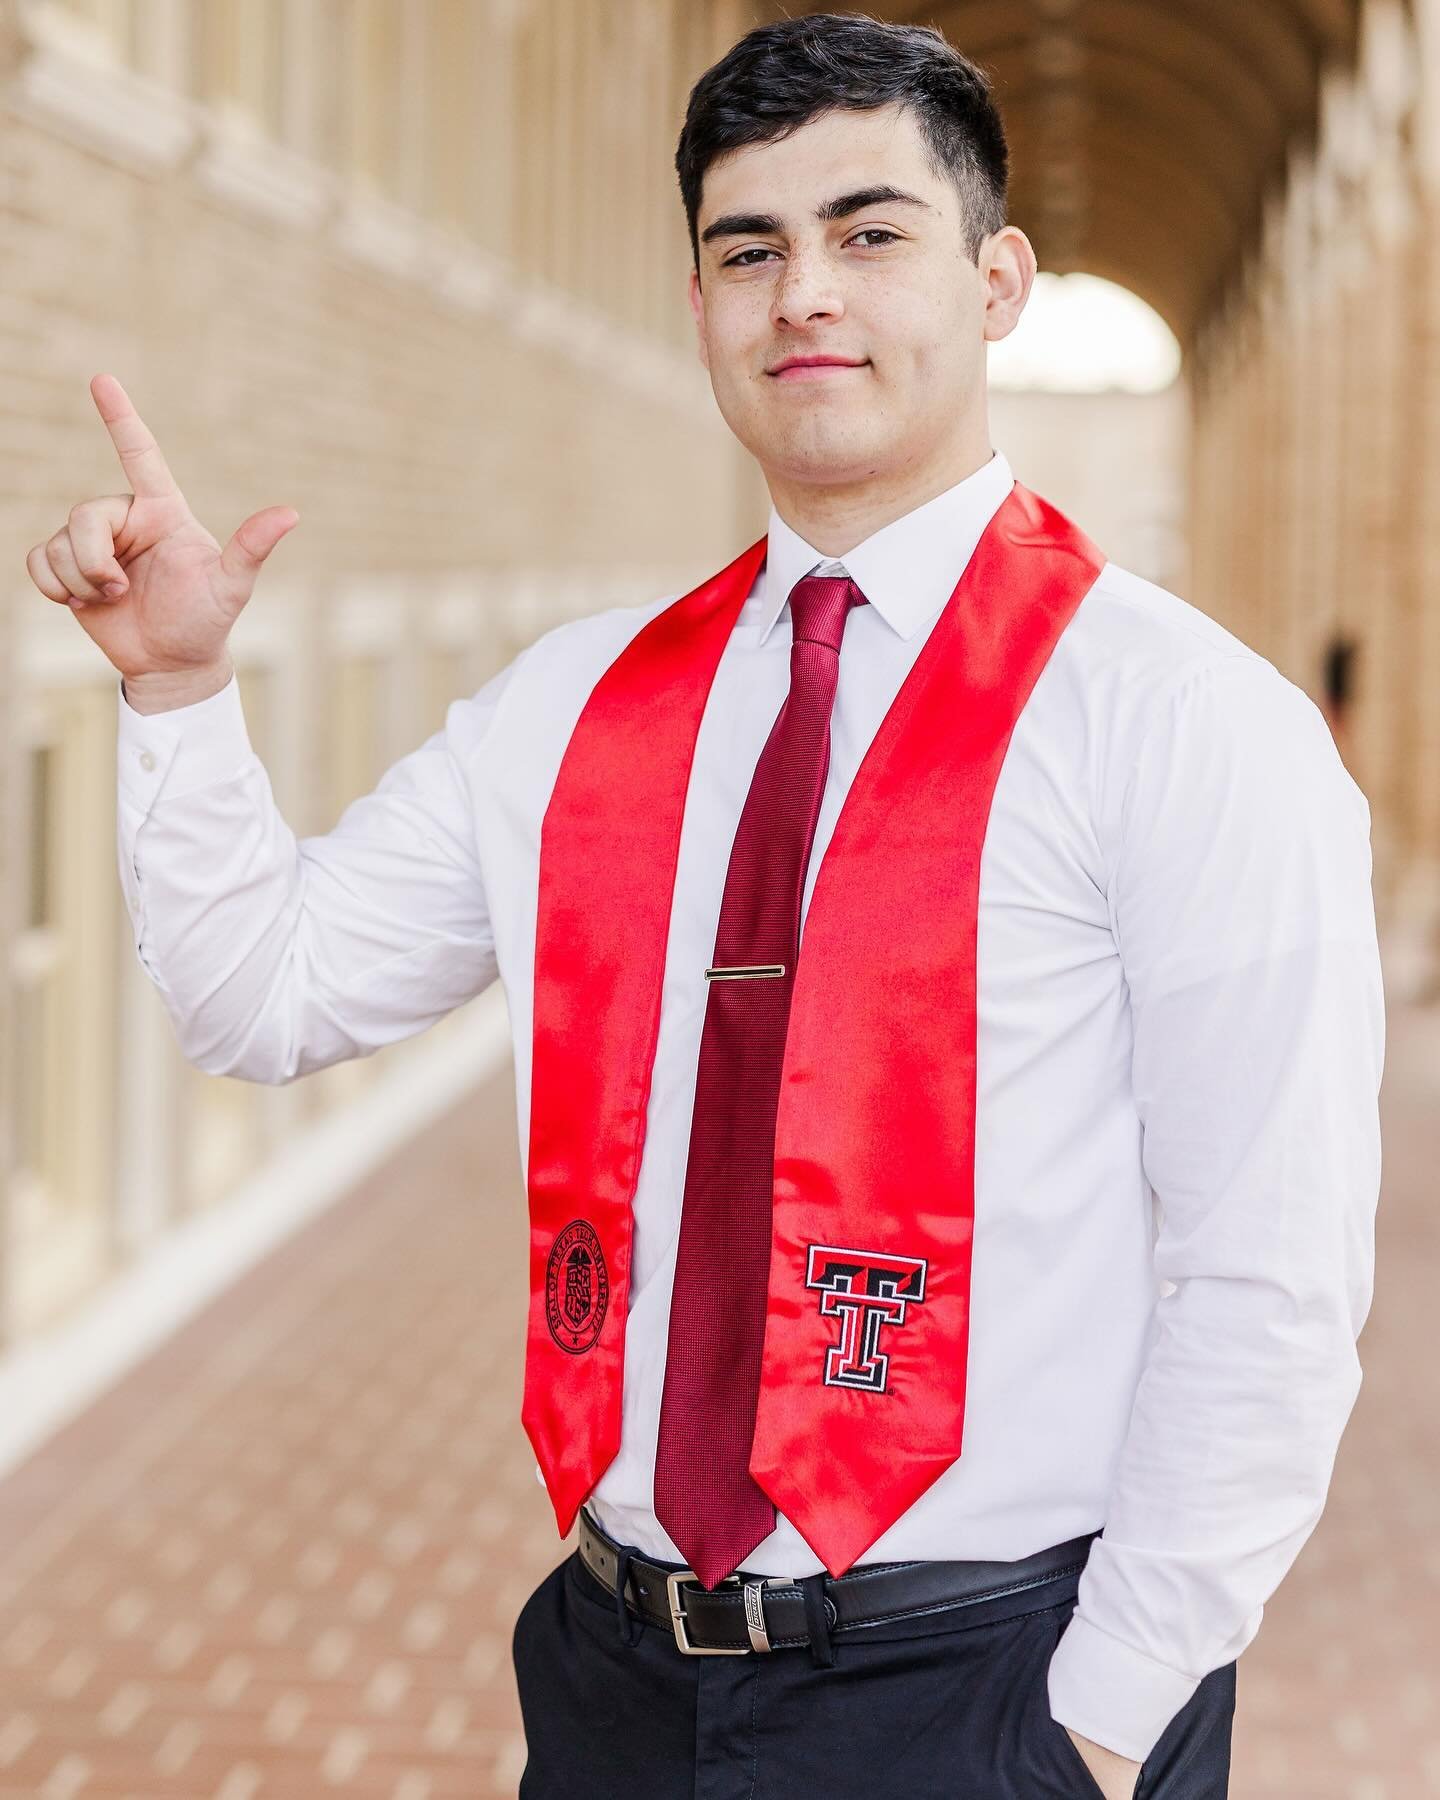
[786,572,869,654]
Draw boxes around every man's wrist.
[1048,1607,1200,1766]
[121,658,235,715]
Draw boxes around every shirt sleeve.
[116,657,519,1084]
[1045,653,1386,1765]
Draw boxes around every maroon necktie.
[653,568,870,1589]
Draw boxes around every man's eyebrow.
[698,185,934,247]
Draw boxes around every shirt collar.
[750,448,1015,646]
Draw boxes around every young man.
[30,12,1382,1800]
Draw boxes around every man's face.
[687,101,1020,490]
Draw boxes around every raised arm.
[115,661,513,1082]
[29,374,510,1082]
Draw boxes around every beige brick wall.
[1186,10,1438,988]
[0,0,768,1347]
[0,122,753,601]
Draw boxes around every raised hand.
[24,373,298,685]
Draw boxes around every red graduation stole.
[521,481,1105,1576]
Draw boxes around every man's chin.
[758,443,887,486]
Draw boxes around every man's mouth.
[767,356,869,382]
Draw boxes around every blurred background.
[0,0,1434,1795]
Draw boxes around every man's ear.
[688,267,709,371]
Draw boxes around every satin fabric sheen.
[521,482,1107,1575]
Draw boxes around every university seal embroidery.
[545,1219,609,1354]
[806,1245,929,1393]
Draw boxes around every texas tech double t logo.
[805,1245,929,1393]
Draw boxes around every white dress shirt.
[113,448,1385,1765]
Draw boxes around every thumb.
[217,505,300,598]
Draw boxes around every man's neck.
[767,437,996,559]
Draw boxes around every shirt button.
[138,749,156,772]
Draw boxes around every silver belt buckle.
[665,1569,792,1655]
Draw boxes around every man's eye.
[720,229,900,269]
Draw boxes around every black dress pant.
[511,1537,1237,1798]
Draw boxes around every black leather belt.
[577,1505,1102,1657]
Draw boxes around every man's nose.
[770,248,844,327]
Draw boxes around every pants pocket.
[1134,1658,1237,1800]
[1023,1606,1117,1797]
[1036,1700,1109,1797]
[1043,1601,1237,1800]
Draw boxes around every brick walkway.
[0,999,1432,1798]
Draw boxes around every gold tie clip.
[704,963,786,981]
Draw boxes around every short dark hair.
[675,11,1009,274]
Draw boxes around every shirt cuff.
[1046,1609,1202,1766]
[116,670,257,810]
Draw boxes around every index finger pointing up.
[90,372,184,500]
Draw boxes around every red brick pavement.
[0,1070,555,1800]
[0,1000,1432,1797]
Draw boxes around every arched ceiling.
[852,0,1377,346]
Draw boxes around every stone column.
[1406,199,1440,996]
[1398,158,1440,988]
[465,0,519,266]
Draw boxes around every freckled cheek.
[707,318,769,392]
